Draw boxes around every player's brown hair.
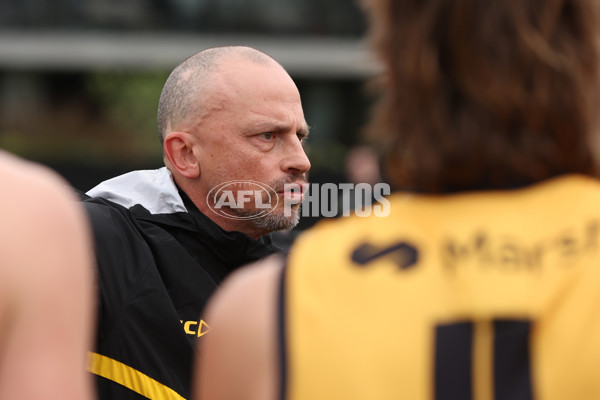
[361,0,600,193]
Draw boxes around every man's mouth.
[279,182,306,202]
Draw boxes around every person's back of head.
[362,0,600,193]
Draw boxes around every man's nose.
[281,137,311,176]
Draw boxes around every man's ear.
[163,131,201,178]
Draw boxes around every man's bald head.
[157,46,280,144]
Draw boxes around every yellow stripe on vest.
[87,352,186,400]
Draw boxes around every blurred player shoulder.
[0,150,94,399]
[0,150,91,275]
[197,255,283,400]
[0,150,80,209]
[0,149,91,298]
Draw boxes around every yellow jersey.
[281,175,600,400]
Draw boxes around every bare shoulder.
[197,255,284,400]
[0,151,78,209]
[0,151,91,313]
[207,254,284,321]
[202,254,284,352]
[0,152,87,239]
[0,151,88,261]
[0,152,94,399]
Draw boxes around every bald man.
[81,46,310,400]
[0,151,94,400]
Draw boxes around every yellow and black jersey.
[82,168,279,400]
[280,175,600,400]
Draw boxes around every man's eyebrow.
[297,125,310,138]
[247,121,310,136]
[247,121,287,133]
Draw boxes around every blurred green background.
[0,0,378,194]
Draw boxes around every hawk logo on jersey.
[351,241,419,269]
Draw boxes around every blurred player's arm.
[0,156,95,400]
[196,256,283,400]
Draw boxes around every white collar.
[86,167,187,215]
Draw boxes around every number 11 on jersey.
[434,319,534,400]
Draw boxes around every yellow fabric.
[285,175,600,400]
[472,320,493,400]
[87,352,186,400]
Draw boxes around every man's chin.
[232,206,300,233]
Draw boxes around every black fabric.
[493,320,534,400]
[434,322,474,400]
[83,191,279,400]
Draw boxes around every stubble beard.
[206,175,306,234]
[230,203,301,232]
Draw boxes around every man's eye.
[261,132,275,140]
